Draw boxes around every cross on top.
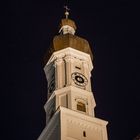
[64,5,70,19]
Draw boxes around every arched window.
[77,101,86,112]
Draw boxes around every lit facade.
[38,12,108,140]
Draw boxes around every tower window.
[77,101,86,112]
[83,131,86,137]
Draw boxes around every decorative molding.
[46,47,93,71]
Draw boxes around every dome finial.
[64,5,70,19]
[59,5,76,35]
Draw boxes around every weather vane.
[64,5,70,19]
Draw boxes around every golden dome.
[43,16,93,66]
[43,33,93,66]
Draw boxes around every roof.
[59,19,77,30]
[43,33,93,66]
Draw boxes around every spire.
[64,6,70,19]
[59,6,76,35]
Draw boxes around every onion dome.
[43,8,93,66]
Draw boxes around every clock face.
[72,72,88,87]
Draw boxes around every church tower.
[38,8,108,140]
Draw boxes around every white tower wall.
[38,47,108,140]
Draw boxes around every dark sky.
[3,0,140,140]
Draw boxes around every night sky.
[3,0,140,140]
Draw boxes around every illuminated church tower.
[38,8,108,140]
